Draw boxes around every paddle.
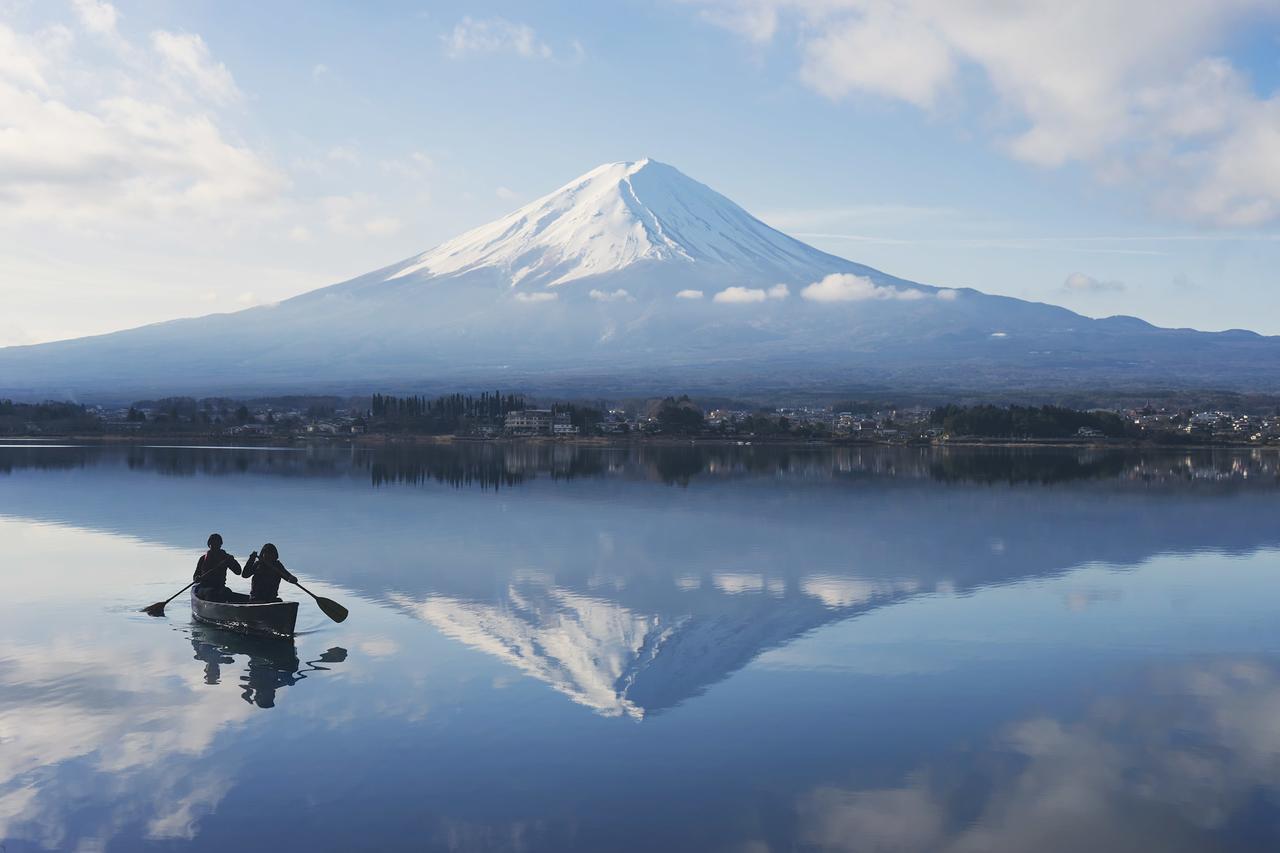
[290,579,349,623]
[142,578,201,617]
[142,553,239,617]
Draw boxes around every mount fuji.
[2,158,1278,398]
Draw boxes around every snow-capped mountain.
[1,158,1277,397]
[385,158,856,289]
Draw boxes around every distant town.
[4,392,1280,446]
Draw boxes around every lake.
[3,442,1280,851]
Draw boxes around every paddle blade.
[142,602,168,617]
[316,596,348,623]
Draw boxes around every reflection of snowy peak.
[392,572,924,719]
[386,159,853,290]
[392,578,680,718]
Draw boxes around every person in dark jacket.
[241,543,297,602]
[194,533,242,601]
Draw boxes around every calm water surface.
[3,443,1280,851]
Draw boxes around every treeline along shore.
[4,391,1280,447]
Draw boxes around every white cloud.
[363,216,402,237]
[381,150,434,180]
[713,286,768,303]
[800,273,926,302]
[287,225,311,242]
[311,63,328,79]
[444,17,554,60]
[676,289,704,299]
[937,288,959,301]
[712,284,789,303]
[798,5,955,108]
[0,20,282,230]
[1063,272,1125,293]
[496,186,518,201]
[72,0,119,37]
[589,288,633,302]
[326,145,359,165]
[321,194,402,237]
[696,1,779,43]
[515,291,558,303]
[151,31,241,105]
[695,1,1280,226]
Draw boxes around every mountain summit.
[1,160,1277,397]
[383,158,853,291]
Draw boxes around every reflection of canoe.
[191,588,298,637]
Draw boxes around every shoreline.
[1,433,1274,451]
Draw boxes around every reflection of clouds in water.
[0,637,254,848]
[798,660,1280,852]
[714,572,765,595]
[800,575,920,609]
[1063,587,1123,612]
[357,636,400,658]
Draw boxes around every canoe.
[191,588,299,638]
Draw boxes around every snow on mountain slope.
[381,158,863,290]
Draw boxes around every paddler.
[241,543,298,603]
[194,533,242,602]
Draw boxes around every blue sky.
[2,0,1279,344]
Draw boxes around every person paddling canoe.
[242,543,297,603]
[194,533,242,602]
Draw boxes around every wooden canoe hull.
[191,589,299,638]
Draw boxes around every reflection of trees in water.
[189,626,347,710]
[0,447,92,474]
[127,446,345,479]
[2,442,1278,489]
[367,443,612,490]
[928,449,1133,484]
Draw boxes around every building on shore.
[504,409,578,436]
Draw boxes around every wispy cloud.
[326,145,360,165]
[444,17,554,60]
[1063,272,1125,293]
[151,31,241,105]
[764,204,958,232]
[72,0,119,37]
[676,289,704,299]
[381,150,434,181]
[514,291,557,303]
[589,288,633,302]
[321,194,402,237]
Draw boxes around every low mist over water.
[3,443,1280,851]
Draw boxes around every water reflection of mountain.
[393,573,919,718]
[3,444,1280,717]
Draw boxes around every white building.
[505,409,554,435]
